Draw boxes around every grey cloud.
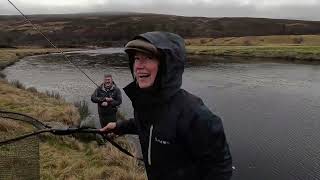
[0,1,320,21]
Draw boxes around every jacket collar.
[124,82,172,107]
[101,83,115,92]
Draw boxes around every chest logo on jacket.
[155,137,171,145]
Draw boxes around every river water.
[3,48,320,180]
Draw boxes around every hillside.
[1,13,320,47]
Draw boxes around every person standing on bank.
[91,74,122,128]
[100,32,232,180]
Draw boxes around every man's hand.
[101,102,108,106]
[105,97,113,102]
[100,122,116,133]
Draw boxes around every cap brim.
[124,47,154,56]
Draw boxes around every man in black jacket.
[91,74,122,128]
[101,32,232,180]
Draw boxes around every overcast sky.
[1,0,320,21]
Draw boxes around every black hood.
[124,31,186,105]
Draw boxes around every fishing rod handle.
[51,128,102,135]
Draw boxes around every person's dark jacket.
[116,32,232,180]
[91,83,122,115]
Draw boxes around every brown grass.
[41,136,146,180]
[0,117,35,143]
[185,35,320,61]
[0,79,79,125]
[187,45,320,61]
[0,118,25,132]
[186,35,320,46]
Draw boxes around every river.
[3,48,320,180]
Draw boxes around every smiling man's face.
[133,52,159,89]
[104,76,112,88]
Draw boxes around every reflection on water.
[3,49,320,180]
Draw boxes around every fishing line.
[8,0,99,87]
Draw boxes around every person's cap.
[124,39,159,57]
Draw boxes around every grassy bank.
[0,79,79,125]
[41,136,145,180]
[186,35,320,46]
[187,45,320,61]
[0,48,146,179]
[0,48,70,69]
[186,35,320,61]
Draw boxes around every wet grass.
[74,100,90,121]
[26,86,38,93]
[10,80,26,90]
[45,90,63,100]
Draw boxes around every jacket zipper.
[148,125,153,166]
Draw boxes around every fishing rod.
[8,0,99,87]
[0,111,139,159]
[7,0,140,160]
